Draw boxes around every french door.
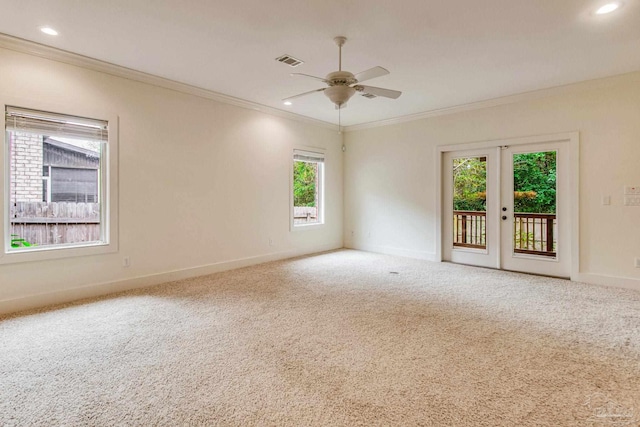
[442,139,572,278]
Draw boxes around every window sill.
[292,222,325,232]
[0,241,116,265]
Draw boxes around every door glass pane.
[512,151,557,257]
[452,156,487,249]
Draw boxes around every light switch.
[602,195,611,205]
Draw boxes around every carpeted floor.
[1,250,640,426]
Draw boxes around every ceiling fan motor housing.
[324,85,356,107]
[326,71,357,86]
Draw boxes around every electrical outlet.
[269,238,274,247]
[635,258,640,268]
[122,257,130,268]
[624,196,640,206]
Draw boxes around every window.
[292,149,324,227]
[50,167,99,203]
[4,106,109,254]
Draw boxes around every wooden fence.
[293,206,318,224]
[10,202,100,246]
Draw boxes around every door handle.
[502,215,508,220]
[502,207,507,211]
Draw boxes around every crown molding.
[0,33,336,130]
[344,71,638,132]
[2,33,636,134]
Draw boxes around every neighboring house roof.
[44,137,99,157]
[44,137,99,169]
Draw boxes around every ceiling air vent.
[361,93,377,99]
[275,54,304,67]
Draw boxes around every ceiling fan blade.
[355,85,402,99]
[354,66,389,83]
[283,88,326,102]
[290,73,329,83]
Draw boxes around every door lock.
[502,215,508,220]
[502,207,507,211]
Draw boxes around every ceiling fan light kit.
[283,36,402,111]
[324,85,356,108]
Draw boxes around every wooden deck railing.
[453,211,486,249]
[453,210,557,257]
[513,212,556,257]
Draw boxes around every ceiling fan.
[283,36,402,109]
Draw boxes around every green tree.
[453,157,487,211]
[513,152,556,213]
[293,161,317,207]
[451,152,556,213]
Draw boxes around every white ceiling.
[1,0,639,126]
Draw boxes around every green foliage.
[452,152,556,213]
[293,161,317,207]
[513,152,556,213]
[453,157,487,211]
[11,234,33,248]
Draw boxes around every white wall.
[0,47,343,314]
[344,72,640,290]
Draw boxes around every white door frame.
[435,132,580,280]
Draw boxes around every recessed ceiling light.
[595,2,621,14]
[283,101,292,106]
[40,27,58,36]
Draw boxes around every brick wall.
[9,132,43,202]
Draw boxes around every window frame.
[42,165,51,203]
[0,100,119,264]
[290,147,325,231]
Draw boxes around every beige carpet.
[1,250,640,426]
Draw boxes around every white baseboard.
[0,244,340,316]
[575,272,640,292]
[6,246,635,317]
[346,242,639,292]
[345,242,437,261]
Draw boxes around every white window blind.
[293,149,324,163]
[5,106,108,142]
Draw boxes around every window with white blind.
[3,105,117,261]
[292,149,324,227]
